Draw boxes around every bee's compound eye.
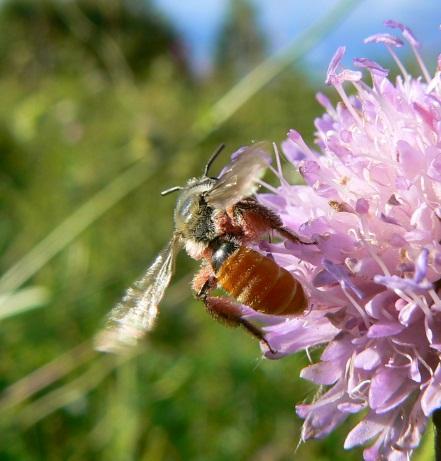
[179,197,192,219]
[174,179,215,228]
[179,197,192,218]
[175,195,195,227]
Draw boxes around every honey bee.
[96,142,310,353]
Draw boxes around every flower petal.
[262,315,340,359]
[374,274,432,294]
[367,321,404,338]
[414,248,429,283]
[344,412,389,449]
[397,140,425,178]
[369,367,411,412]
[421,365,441,415]
[354,347,382,370]
[301,361,343,385]
[397,398,427,449]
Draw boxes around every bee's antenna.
[204,143,226,177]
[161,186,182,196]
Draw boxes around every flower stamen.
[265,21,441,460]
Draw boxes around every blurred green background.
[0,0,435,460]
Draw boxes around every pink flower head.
[248,22,441,460]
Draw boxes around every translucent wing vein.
[206,142,271,209]
[95,234,182,353]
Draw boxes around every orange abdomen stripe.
[216,247,307,315]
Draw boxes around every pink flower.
[249,21,441,460]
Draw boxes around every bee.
[96,142,310,353]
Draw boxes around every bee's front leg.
[276,227,316,245]
[231,198,315,245]
[192,262,217,298]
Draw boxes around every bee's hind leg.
[192,263,276,353]
[202,296,276,354]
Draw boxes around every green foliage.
[0,0,385,460]
[0,0,181,79]
[216,0,266,78]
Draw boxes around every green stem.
[434,409,441,461]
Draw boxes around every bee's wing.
[205,142,271,209]
[95,234,182,353]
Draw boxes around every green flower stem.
[434,409,441,461]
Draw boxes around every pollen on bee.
[329,200,352,213]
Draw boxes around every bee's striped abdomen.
[216,247,307,315]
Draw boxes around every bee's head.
[172,177,216,230]
[161,144,225,231]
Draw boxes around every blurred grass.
[0,0,413,460]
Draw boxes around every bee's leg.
[192,262,276,353]
[231,198,315,245]
[202,296,276,354]
[192,263,217,298]
[276,227,316,245]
